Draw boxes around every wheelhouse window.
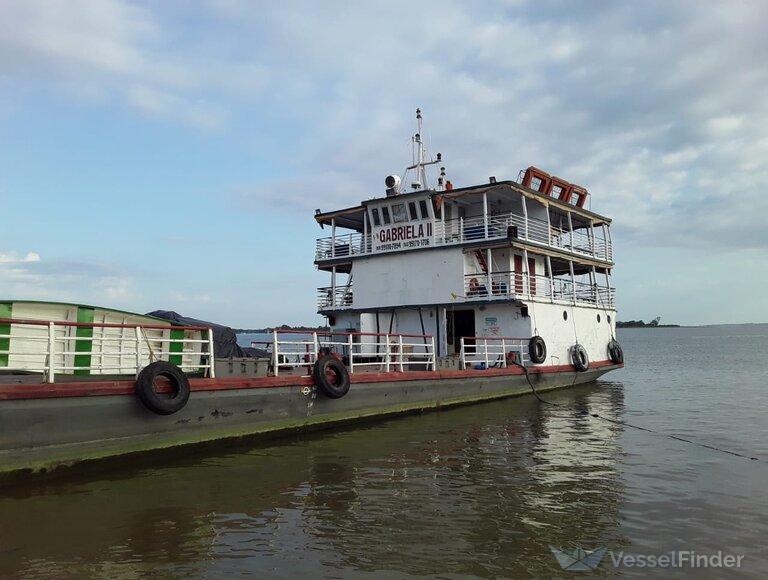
[382,206,391,224]
[418,200,429,219]
[392,202,408,223]
[371,208,381,227]
[408,201,419,221]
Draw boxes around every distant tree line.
[234,324,330,334]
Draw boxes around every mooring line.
[510,361,764,464]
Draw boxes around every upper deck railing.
[463,272,615,308]
[315,210,612,263]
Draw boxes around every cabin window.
[408,201,418,221]
[531,177,543,191]
[551,185,563,197]
[392,203,408,223]
[418,200,429,219]
[371,208,381,227]
[382,206,391,224]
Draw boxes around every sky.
[1,0,767,327]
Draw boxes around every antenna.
[401,108,445,192]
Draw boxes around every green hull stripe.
[0,302,11,367]
[169,329,185,366]
[73,307,95,376]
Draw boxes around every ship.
[0,110,623,480]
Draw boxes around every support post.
[589,220,596,256]
[602,223,609,261]
[522,196,529,240]
[460,337,466,369]
[545,205,552,246]
[431,336,436,370]
[486,248,492,296]
[523,248,530,297]
[135,326,142,377]
[208,328,216,378]
[47,321,56,384]
[398,334,404,372]
[569,260,576,304]
[567,211,574,251]
[546,255,555,302]
[501,337,507,368]
[331,218,336,258]
[483,191,489,239]
[272,329,279,377]
[384,334,391,372]
[331,266,337,309]
[591,266,598,304]
[483,339,489,369]
[348,332,354,373]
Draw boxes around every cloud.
[0,251,41,264]
[205,0,768,254]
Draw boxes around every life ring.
[571,344,589,372]
[528,336,547,364]
[135,361,190,415]
[312,354,351,399]
[608,339,624,364]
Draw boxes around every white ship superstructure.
[314,110,617,370]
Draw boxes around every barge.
[0,111,623,479]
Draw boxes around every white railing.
[270,330,436,376]
[315,210,612,262]
[0,318,215,383]
[317,285,354,309]
[315,231,368,260]
[459,336,530,370]
[462,272,615,308]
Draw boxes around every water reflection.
[0,381,628,577]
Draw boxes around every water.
[1,325,767,578]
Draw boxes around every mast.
[404,108,444,192]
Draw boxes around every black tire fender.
[608,339,624,365]
[135,361,190,415]
[312,355,351,399]
[571,344,590,372]
[528,336,547,364]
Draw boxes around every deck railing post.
[313,331,319,363]
[208,328,216,378]
[460,337,466,370]
[348,333,354,373]
[501,338,507,368]
[135,326,142,377]
[384,334,391,373]
[431,336,436,370]
[272,330,279,377]
[484,339,489,368]
[398,335,404,372]
[483,192,489,239]
[47,321,56,383]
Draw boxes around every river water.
[1,325,767,578]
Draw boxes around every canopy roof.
[314,180,611,232]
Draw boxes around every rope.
[509,360,765,464]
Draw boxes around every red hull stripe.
[0,360,620,401]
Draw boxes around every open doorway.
[446,309,476,355]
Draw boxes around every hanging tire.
[608,339,624,365]
[135,361,190,415]
[313,355,351,399]
[528,336,547,364]
[571,344,589,372]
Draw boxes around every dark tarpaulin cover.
[146,310,267,358]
